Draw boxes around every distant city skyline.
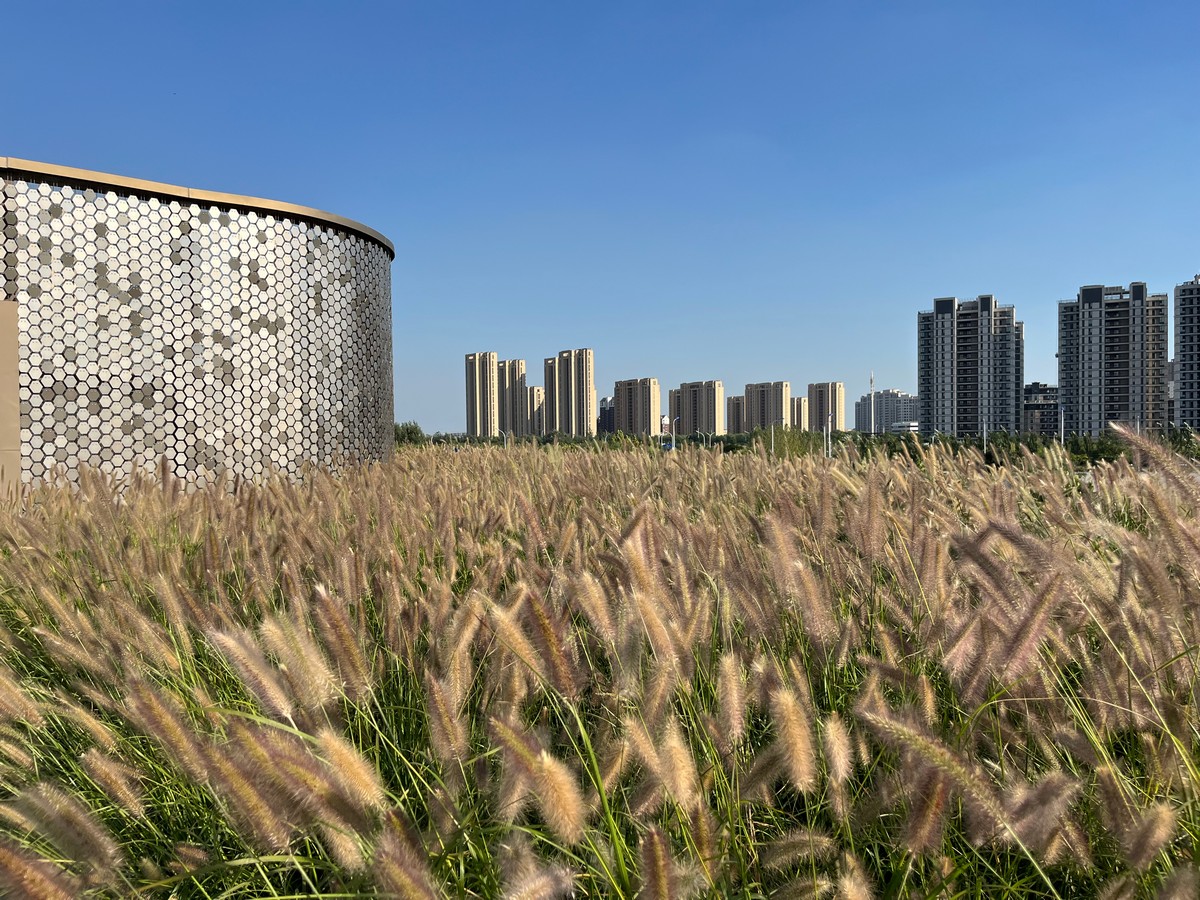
[466,271,1200,438]
[7,4,1200,433]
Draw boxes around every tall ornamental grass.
[0,431,1195,897]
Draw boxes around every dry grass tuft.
[0,440,1194,895]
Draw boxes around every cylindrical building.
[0,157,394,487]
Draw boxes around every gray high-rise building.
[854,388,917,434]
[613,378,661,436]
[1022,382,1059,437]
[1175,277,1200,428]
[465,351,499,437]
[498,359,528,437]
[917,296,1024,438]
[1168,358,1177,427]
[1058,283,1167,436]
[598,396,616,435]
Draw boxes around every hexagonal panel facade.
[0,164,393,485]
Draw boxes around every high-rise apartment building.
[544,349,597,437]
[598,396,616,435]
[744,382,791,432]
[465,351,499,437]
[808,382,846,433]
[917,296,1024,438]
[1175,277,1200,428]
[727,395,746,434]
[854,388,917,434]
[543,356,560,434]
[1022,382,1059,437]
[676,381,725,435]
[791,396,809,431]
[613,378,661,436]
[1058,284,1166,436]
[498,359,528,437]
[528,386,545,437]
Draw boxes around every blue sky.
[6,2,1200,432]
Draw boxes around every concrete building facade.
[727,395,745,434]
[676,381,725,435]
[791,396,809,432]
[465,352,499,438]
[807,382,846,433]
[597,396,615,435]
[542,356,560,435]
[1175,277,1200,428]
[917,296,1024,438]
[544,348,596,437]
[528,386,545,437]
[854,388,917,434]
[1022,382,1060,437]
[744,381,791,432]
[498,359,528,438]
[613,378,660,436]
[1058,283,1167,436]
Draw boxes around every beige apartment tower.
[808,382,845,433]
[727,395,745,434]
[528,386,546,437]
[614,378,661,436]
[465,351,499,437]
[791,396,809,432]
[676,381,725,435]
[498,359,529,437]
[543,356,560,434]
[744,381,791,431]
[544,348,596,437]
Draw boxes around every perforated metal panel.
[0,172,393,485]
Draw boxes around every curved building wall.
[0,159,393,486]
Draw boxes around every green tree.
[394,421,428,445]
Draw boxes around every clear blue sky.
[6,2,1200,432]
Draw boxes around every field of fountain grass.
[0,433,1195,898]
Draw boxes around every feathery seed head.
[1121,802,1177,872]
[717,652,747,753]
[771,687,818,794]
[0,838,82,900]
[80,749,145,819]
[316,727,387,814]
[372,810,442,900]
[822,712,853,786]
